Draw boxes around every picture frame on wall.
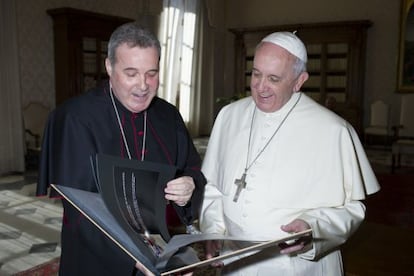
[397,0,414,93]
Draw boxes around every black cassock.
[37,81,206,275]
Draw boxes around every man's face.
[105,43,159,113]
[250,42,308,113]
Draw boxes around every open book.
[51,154,312,275]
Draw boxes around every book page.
[51,184,312,275]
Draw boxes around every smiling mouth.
[132,92,148,98]
[259,94,273,99]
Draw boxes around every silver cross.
[233,172,247,202]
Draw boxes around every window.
[158,0,199,123]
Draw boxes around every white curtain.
[0,0,25,174]
[158,0,206,136]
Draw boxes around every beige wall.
[218,0,402,128]
[15,0,162,110]
[15,0,405,133]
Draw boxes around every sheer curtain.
[0,0,25,174]
[158,0,208,136]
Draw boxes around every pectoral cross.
[233,172,247,202]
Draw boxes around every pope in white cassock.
[199,32,380,275]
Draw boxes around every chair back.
[370,100,389,128]
[364,100,390,139]
[399,94,414,138]
[23,102,50,148]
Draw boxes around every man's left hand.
[164,176,195,206]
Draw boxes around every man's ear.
[105,58,112,76]
[294,72,309,92]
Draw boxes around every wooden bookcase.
[47,8,133,105]
[229,20,371,135]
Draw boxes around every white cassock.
[199,92,380,276]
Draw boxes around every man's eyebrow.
[122,68,159,75]
[123,67,138,72]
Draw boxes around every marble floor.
[0,172,62,275]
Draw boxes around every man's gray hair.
[292,57,307,78]
[107,22,161,65]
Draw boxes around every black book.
[52,154,312,275]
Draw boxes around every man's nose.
[137,75,148,91]
[253,77,266,91]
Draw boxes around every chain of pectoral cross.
[233,93,302,202]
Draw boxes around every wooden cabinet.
[230,20,371,135]
[48,7,133,105]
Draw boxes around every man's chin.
[255,101,278,113]
[128,102,150,113]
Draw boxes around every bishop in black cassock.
[36,81,206,275]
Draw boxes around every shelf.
[48,7,133,105]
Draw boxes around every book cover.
[52,154,312,275]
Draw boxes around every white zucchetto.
[261,31,308,63]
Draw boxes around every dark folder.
[52,154,312,275]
